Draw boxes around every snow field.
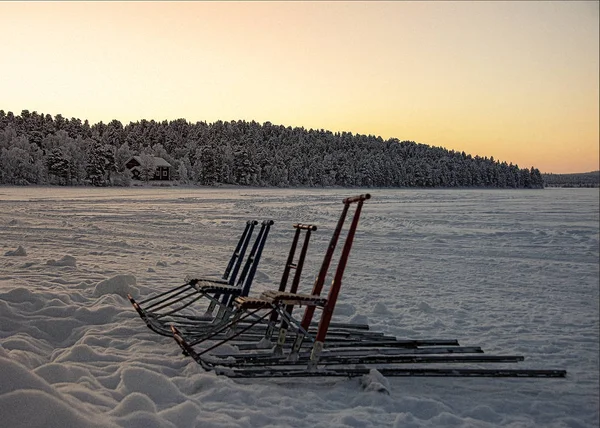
[0,186,598,427]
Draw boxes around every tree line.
[543,171,599,188]
[0,109,544,188]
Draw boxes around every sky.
[1,2,598,174]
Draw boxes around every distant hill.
[0,109,544,188]
[543,171,600,188]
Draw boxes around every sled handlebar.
[343,194,371,204]
[293,223,318,231]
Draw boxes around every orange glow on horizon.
[0,1,598,174]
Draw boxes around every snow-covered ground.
[0,186,598,428]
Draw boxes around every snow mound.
[19,261,36,268]
[359,369,391,395]
[349,314,369,325]
[256,337,273,348]
[416,301,433,313]
[52,344,123,364]
[334,302,356,316]
[109,392,157,416]
[0,356,56,396]
[117,366,186,405]
[93,274,138,298]
[5,245,27,256]
[158,400,201,427]
[0,390,113,428]
[46,255,77,267]
[372,302,392,315]
[34,363,95,385]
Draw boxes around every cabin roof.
[129,156,172,167]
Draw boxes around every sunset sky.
[1,2,598,173]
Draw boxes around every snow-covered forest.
[0,110,544,188]
[543,171,600,188]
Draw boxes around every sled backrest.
[222,220,259,285]
[299,194,371,333]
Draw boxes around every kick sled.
[131,194,567,379]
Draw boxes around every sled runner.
[173,330,566,378]
[170,194,567,379]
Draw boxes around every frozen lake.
[0,186,598,427]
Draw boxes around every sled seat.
[191,281,244,295]
[186,277,229,285]
[261,290,328,307]
[233,296,275,310]
[232,291,327,311]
